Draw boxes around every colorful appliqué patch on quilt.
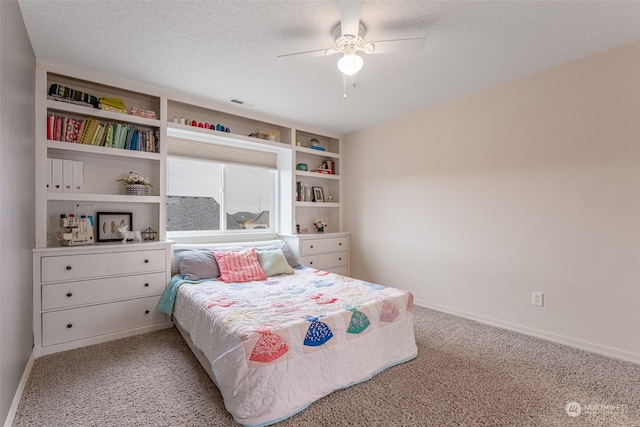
[363,282,386,291]
[274,300,301,314]
[312,269,330,276]
[346,308,370,334]
[309,293,338,305]
[249,331,289,363]
[379,300,399,324]
[303,315,333,347]
[313,280,334,288]
[406,292,414,313]
[206,296,236,309]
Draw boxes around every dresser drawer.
[42,272,166,310]
[41,249,166,283]
[300,236,349,256]
[42,296,165,346]
[300,251,348,270]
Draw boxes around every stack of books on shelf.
[46,114,160,153]
[317,160,335,174]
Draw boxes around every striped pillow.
[214,248,267,283]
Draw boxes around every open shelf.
[47,140,161,160]
[47,193,161,203]
[46,100,160,127]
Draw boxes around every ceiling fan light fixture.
[337,51,363,76]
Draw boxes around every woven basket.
[125,184,149,196]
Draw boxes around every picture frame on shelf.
[97,212,133,242]
[312,186,325,202]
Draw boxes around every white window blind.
[167,136,277,169]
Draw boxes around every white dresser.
[33,241,173,356]
[283,233,349,275]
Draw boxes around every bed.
[158,239,417,426]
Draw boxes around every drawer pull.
[145,310,150,314]
[66,266,72,270]
[339,242,342,246]
[66,292,73,297]
[338,257,342,261]
[144,283,150,287]
[66,323,73,328]
[310,245,314,249]
[144,259,149,264]
[309,261,313,265]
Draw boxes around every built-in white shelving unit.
[35,62,167,248]
[33,62,172,356]
[32,61,344,355]
[293,130,342,235]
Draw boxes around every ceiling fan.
[278,0,426,76]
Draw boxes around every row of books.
[296,181,312,202]
[47,114,160,153]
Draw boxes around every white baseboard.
[3,350,35,427]
[414,299,640,365]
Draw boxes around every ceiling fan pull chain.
[343,74,347,99]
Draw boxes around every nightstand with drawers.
[33,242,173,356]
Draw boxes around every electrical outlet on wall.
[532,292,544,307]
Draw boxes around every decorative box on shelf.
[310,145,326,151]
[317,169,332,174]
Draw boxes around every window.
[166,129,282,236]
[167,157,274,234]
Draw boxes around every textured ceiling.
[18,0,640,135]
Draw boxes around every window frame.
[166,128,289,239]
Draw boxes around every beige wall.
[0,1,36,423]
[344,41,640,361]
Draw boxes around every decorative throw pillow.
[174,249,220,281]
[256,241,301,268]
[214,248,267,283]
[256,249,295,276]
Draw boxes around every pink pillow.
[214,248,267,283]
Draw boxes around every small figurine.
[118,224,142,243]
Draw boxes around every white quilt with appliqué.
[172,266,417,426]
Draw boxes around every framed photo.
[312,186,324,202]
[97,212,132,242]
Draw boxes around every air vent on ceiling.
[227,98,256,108]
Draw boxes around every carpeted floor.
[13,306,640,426]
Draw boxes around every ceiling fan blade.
[277,48,337,60]
[365,38,427,54]
[340,0,361,37]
